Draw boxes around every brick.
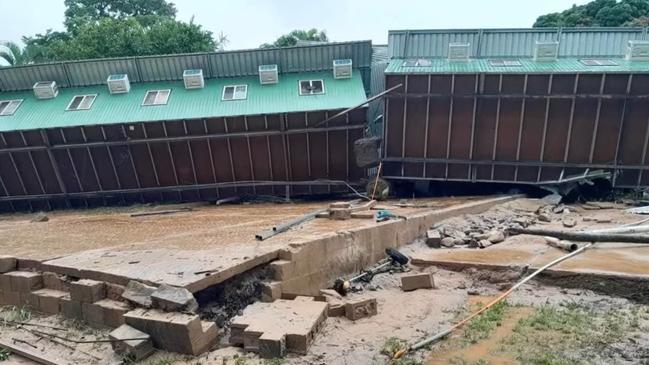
[60,297,83,320]
[0,256,17,273]
[344,298,378,321]
[82,302,105,328]
[124,308,218,355]
[258,331,286,359]
[95,299,131,328]
[32,289,67,315]
[70,279,106,303]
[261,282,282,302]
[400,273,435,292]
[151,284,198,313]
[42,272,68,291]
[109,324,154,362]
[6,271,43,293]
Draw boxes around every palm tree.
[0,41,25,66]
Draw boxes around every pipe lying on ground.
[584,224,649,235]
[393,242,594,359]
[255,207,330,241]
[544,236,578,252]
[508,227,649,243]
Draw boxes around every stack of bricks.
[0,256,131,329]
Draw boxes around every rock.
[151,284,198,313]
[541,193,562,205]
[353,137,381,168]
[122,281,157,308]
[478,240,492,249]
[440,237,456,248]
[552,204,566,214]
[443,228,467,240]
[562,217,577,228]
[537,213,552,222]
[425,229,442,248]
[467,289,480,296]
[487,230,505,244]
[31,212,49,223]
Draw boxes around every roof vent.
[534,41,559,62]
[448,43,470,61]
[33,81,58,100]
[183,69,205,89]
[333,59,353,79]
[626,40,649,61]
[259,64,279,85]
[107,74,131,94]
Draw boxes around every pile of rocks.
[424,206,538,249]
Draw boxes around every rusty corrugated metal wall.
[0,108,366,212]
[382,72,649,188]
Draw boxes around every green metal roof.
[0,71,366,132]
[385,57,649,74]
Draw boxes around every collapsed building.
[381,28,649,190]
[0,41,371,212]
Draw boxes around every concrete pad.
[70,279,105,303]
[230,296,328,356]
[123,308,218,355]
[401,273,435,291]
[6,271,43,292]
[109,324,154,362]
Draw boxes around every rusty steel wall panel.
[383,72,649,189]
[0,109,367,212]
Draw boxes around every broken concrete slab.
[0,256,17,273]
[122,281,156,308]
[5,271,43,292]
[70,279,105,303]
[151,284,198,313]
[401,273,435,291]
[344,298,378,321]
[230,296,328,357]
[109,324,155,362]
[124,308,218,355]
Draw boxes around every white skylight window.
[580,59,618,66]
[299,80,325,96]
[222,85,248,101]
[489,59,523,67]
[142,89,171,106]
[402,59,432,67]
[66,94,97,111]
[0,100,23,116]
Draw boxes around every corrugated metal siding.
[388,27,649,59]
[0,41,372,92]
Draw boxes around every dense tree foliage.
[260,29,329,48]
[16,0,223,64]
[534,0,649,27]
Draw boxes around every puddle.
[426,296,535,365]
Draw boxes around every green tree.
[21,0,223,64]
[260,29,329,48]
[534,0,649,27]
[0,41,28,66]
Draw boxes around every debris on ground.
[30,212,49,223]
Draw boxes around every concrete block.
[330,202,351,209]
[20,292,39,309]
[124,308,218,355]
[401,273,435,291]
[16,259,43,271]
[60,296,83,320]
[32,289,67,315]
[258,331,286,359]
[344,298,378,321]
[0,275,11,292]
[82,302,105,328]
[106,283,125,301]
[261,282,282,302]
[151,284,198,313]
[0,291,21,306]
[70,279,106,303]
[122,281,156,308]
[0,256,17,273]
[95,299,131,328]
[328,303,345,317]
[6,271,43,293]
[109,324,154,362]
[425,230,442,248]
[269,260,295,281]
[42,272,68,291]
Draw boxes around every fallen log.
[509,227,649,243]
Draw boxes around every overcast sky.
[1,0,589,49]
